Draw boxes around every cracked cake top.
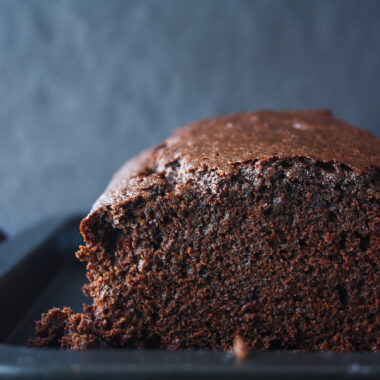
[88,109,380,214]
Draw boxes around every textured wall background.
[1,0,380,235]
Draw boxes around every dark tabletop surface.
[1,0,380,235]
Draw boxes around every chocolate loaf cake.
[31,110,380,351]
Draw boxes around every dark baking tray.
[0,214,379,379]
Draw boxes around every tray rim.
[1,345,380,379]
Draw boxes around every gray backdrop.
[1,0,380,235]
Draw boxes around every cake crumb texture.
[29,306,99,350]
